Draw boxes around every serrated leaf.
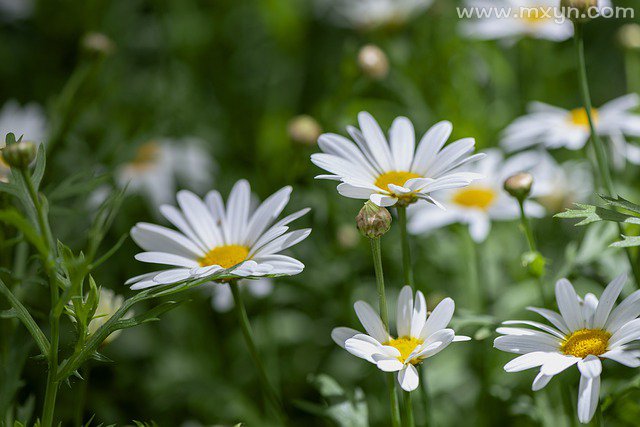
[601,195,640,215]
[112,301,182,330]
[556,204,640,226]
[611,235,640,248]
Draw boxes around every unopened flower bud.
[356,201,392,239]
[618,24,640,51]
[358,44,389,80]
[504,172,533,201]
[561,0,599,23]
[288,115,322,145]
[1,140,36,169]
[82,32,116,57]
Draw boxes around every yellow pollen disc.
[561,329,611,359]
[569,108,599,127]
[386,336,424,364]
[130,141,161,170]
[375,171,421,191]
[452,186,496,210]
[199,245,250,268]
[522,7,550,25]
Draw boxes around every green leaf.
[601,195,640,216]
[299,374,369,427]
[611,235,640,248]
[556,204,640,226]
[112,301,183,330]
[0,209,48,257]
[31,144,46,190]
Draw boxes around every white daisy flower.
[206,277,274,312]
[127,180,311,290]
[332,286,470,392]
[116,137,215,208]
[408,149,545,242]
[500,94,640,168]
[495,274,640,424]
[316,0,433,30]
[311,112,484,208]
[0,100,48,143]
[460,0,573,42]
[524,150,593,213]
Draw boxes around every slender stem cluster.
[370,238,401,427]
[229,282,286,425]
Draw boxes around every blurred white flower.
[311,112,484,207]
[206,278,274,312]
[116,138,214,208]
[461,0,573,42]
[524,150,592,212]
[495,274,640,424]
[0,144,9,183]
[0,0,34,21]
[408,149,545,242]
[88,288,128,345]
[501,94,640,169]
[0,100,47,143]
[332,286,469,392]
[317,0,433,30]
[127,180,311,290]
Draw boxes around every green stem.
[461,228,482,311]
[370,238,401,427]
[397,206,414,287]
[230,282,286,424]
[574,23,640,288]
[419,367,430,427]
[403,390,414,427]
[517,200,548,307]
[19,168,60,427]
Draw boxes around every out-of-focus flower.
[127,180,311,290]
[358,44,389,80]
[332,286,469,392]
[461,0,574,42]
[336,224,360,249]
[88,288,128,345]
[288,115,322,145]
[81,32,116,56]
[206,278,274,312]
[500,94,640,168]
[495,274,640,424]
[618,24,640,51]
[317,0,433,31]
[311,112,484,207]
[0,0,34,21]
[0,100,48,144]
[408,149,545,243]
[116,138,214,208]
[524,150,592,212]
[0,148,8,182]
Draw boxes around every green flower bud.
[503,172,533,202]
[356,201,392,239]
[358,44,389,80]
[521,251,547,279]
[287,115,322,146]
[1,140,37,169]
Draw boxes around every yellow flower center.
[451,186,496,210]
[522,7,550,25]
[561,329,611,359]
[386,336,424,364]
[130,141,161,171]
[375,171,422,191]
[199,245,250,268]
[569,108,599,127]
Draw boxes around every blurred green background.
[2,0,640,425]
